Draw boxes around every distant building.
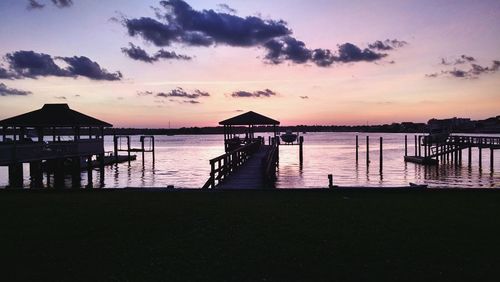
[427,117,475,133]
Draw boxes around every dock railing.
[202,141,261,189]
[263,141,279,183]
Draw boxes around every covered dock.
[203,111,280,189]
[0,104,112,188]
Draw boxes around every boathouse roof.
[219,111,280,126]
[0,104,112,127]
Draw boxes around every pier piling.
[328,174,333,188]
[380,137,383,173]
[8,163,23,188]
[355,135,359,163]
[366,136,370,166]
[299,136,304,165]
[491,149,494,172]
[404,135,408,157]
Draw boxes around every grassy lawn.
[0,189,499,281]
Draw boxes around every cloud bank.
[1,50,122,81]
[121,0,406,67]
[231,89,277,98]
[0,83,32,96]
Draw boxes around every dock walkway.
[217,145,270,189]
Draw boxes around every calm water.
[0,132,498,188]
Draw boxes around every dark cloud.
[122,0,403,67]
[231,89,277,98]
[121,43,191,63]
[0,83,32,96]
[58,56,122,81]
[368,39,407,51]
[51,0,73,8]
[123,0,290,48]
[156,88,210,99]
[440,54,476,66]
[139,88,210,105]
[54,96,67,100]
[426,60,500,79]
[3,51,122,81]
[6,51,69,78]
[335,43,386,63]
[0,67,16,79]
[216,3,237,14]
[27,0,45,9]
[299,96,309,99]
[264,39,387,66]
[26,0,72,10]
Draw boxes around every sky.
[0,0,499,128]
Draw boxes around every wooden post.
[127,136,131,162]
[355,135,359,163]
[86,156,93,188]
[468,146,472,167]
[418,136,422,157]
[299,136,304,165]
[404,135,408,157]
[99,153,105,185]
[30,161,43,188]
[366,136,370,166]
[113,135,118,162]
[210,161,215,188]
[379,137,383,173]
[328,174,333,188]
[71,157,81,188]
[414,135,417,156]
[141,136,145,164]
[152,136,155,163]
[491,149,494,172]
[8,163,24,188]
[478,147,482,169]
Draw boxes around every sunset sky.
[0,0,499,128]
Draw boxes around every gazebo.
[0,104,112,188]
[219,111,280,152]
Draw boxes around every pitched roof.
[0,104,112,127]
[219,111,280,125]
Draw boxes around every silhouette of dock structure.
[0,104,113,188]
[203,111,280,189]
[404,135,499,170]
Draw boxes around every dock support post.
[8,163,23,188]
[491,149,494,172]
[152,136,155,163]
[479,147,482,169]
[468,146,472,167]
[379,137,383,173]
[210,162,215,188]
[86,156,93,188]
[99,153,105,186]
[299,136,304,165]
[418,136,422,157]
[404,135,408,157]
[113,135,118,162]
[366,136,370,166]
[30,161,43,188]
[127,136,131,163]
[71,157,81,188]
[141,136,145,165]
[355,135,359,163]
[414,135,417,156]
[328,174,333,188]
[458,148,462,165]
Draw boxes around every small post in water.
[379,137,383,173]
[366,136,370,166]
[404,135,408,157]
[299,136,304,165]
[328,174,333,188]
[355,135,359,163]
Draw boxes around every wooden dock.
[202,140,279,189]
[217,145,271,189]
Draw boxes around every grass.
[1,189,499,281]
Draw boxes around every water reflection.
[0,133,498,188]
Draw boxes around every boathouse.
[0,104,112,188]
[203,111,280,189]
[219,111,280,152]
